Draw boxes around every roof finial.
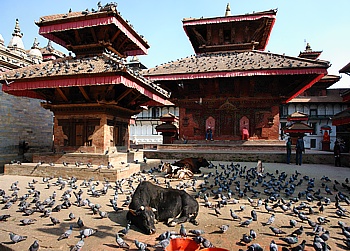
[31,37,40,49]
[225,3,232,16]
[12,19,23,38]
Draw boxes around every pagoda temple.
[0,3,170,155]
[144,5,330,141]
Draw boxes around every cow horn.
[152,207,157,212]
[140,205,145,211]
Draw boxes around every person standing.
[205,126,213,141]
[295,136,305,165]
[286,138,292,164]
[334,140,341,167]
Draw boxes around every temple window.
[151,107,159,118]
[223,29,231,43]
[310,109,317,117]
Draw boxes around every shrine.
[144,5,330,142]
[0,3,170,167]
[283,111,314,145]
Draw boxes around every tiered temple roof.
[182,9,277,53]
[35,3,149,57]
[0,2,170,115]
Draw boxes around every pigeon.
[240,218,253,227]
[71,236,85,251]
[220,224,230,233]
[20,218,37,225]
[291,226,304,236]
[249,229,257,239]
[116,233,130,249]
[320,230,330,242]
[77,217,84,228]
[263,214,275,226]
[50,216,60,225]
[58,225,73,240]
[202,238,214,248]
[251,209,257,221]
[230,208,242,221]
[80,228,97,237]
[290,219,297,228]
[153,233,171,249]
[269,226,286,236]
[29,240,39,251]
[9,232,27,243]
[99,210,109,218]
[248,243,263,251]
[0,214,11,221]
[68,212,76,220]
[240,233,253,244]
[134,239,147,250]
[270,240,278,251]
[290,240,306,251]
[189,229,205,236]
[280,236,298,246]
[118,222,130,236]
[180,223,187,237]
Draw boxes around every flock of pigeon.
[0,161,349,250]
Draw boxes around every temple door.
[113,125,120,146]
[205,116,215,136]
[75,124,84,146]
[240,116,249,137]
[220,113,234,136]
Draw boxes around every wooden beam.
[56,88,68,102]
[115,89,133,103]
[128,93,142,104]
[90,27,97,43]
[78,86,91,101]
[118,37,129,51]
[74,30,81,44]
[111,30,121,42]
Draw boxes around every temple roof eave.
[1,74,170,105]
[145,68,328,81]
[143,50,330,79]
[182,9,277,25]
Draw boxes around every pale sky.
[1,0,349,88]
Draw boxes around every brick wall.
[0,86,53,171]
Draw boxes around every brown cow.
[172,157,210,174]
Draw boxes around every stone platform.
[3,149,159,180]
[145,140,350,166]
[3,162,141,181]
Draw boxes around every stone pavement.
[0,160,349,251]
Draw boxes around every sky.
[1,0,349,88]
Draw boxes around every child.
[256,160,264,175]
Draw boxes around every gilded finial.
[225,3,232,16]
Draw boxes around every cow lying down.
[160,162,194,179]
[127,181,199,234]
[172,157,210,174]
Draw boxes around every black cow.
[127,181,199,234]
[172,157,210,174]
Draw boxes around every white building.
[280,86,348,150]
[130,106,179,148]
